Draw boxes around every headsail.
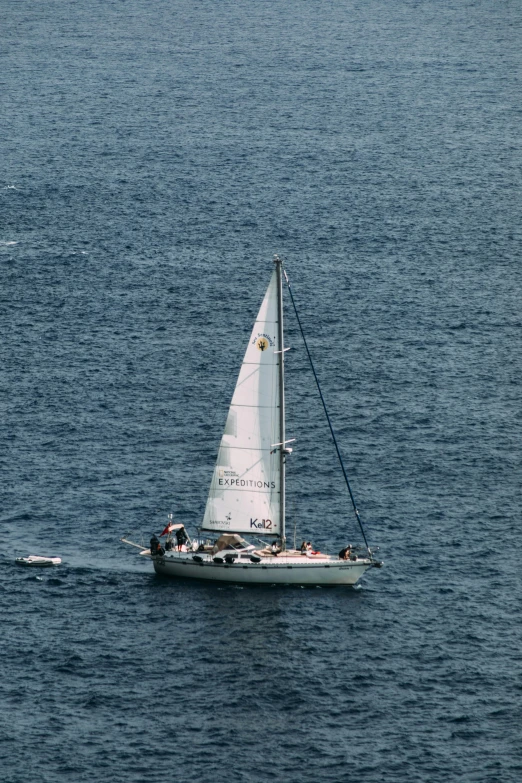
[201,270,282,536]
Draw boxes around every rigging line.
[282,265,370,552]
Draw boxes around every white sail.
[202,270,282,536]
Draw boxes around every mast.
[274,255,286,549]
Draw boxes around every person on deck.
[175,526,189,551]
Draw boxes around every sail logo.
[210,519,232,528]
[252,332,275,351]
[218,478,276,489]
[250,518,273,530]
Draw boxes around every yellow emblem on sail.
[256,337,269,351]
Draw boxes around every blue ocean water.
[1,0,521,781]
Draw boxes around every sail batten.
[230,405,280,409]
[222,447,275,451]
[201,270,282,537]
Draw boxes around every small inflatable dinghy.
[15,555,62,567]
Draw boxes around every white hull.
[151,551,374,586]
[15,556,61,568]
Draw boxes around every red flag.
[159,522,174,537]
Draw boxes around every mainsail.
[202,270,282,536]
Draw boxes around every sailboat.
[122,257,382,585]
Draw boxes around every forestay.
[201,270,282,536]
